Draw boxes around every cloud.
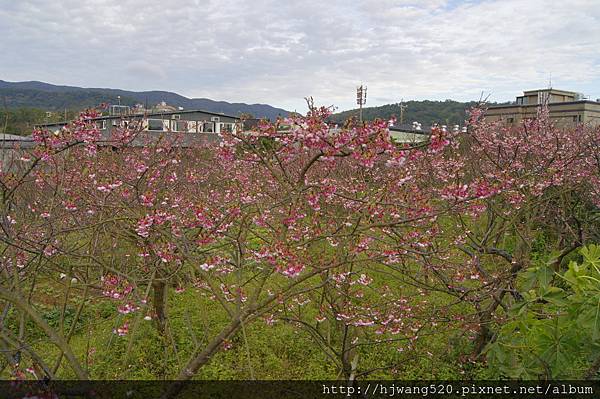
[0,0,599,111]
[125,61,167,80]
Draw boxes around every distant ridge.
[0,80,289,120]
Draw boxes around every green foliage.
[0,107,79,135]
[331,100,487,126]
[486,245,600,378]
[43,307,74,329]
[7,285,479,380]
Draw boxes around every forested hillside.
[332,99,489,126]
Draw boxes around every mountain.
[0,80,289,120]
[332,100,486,127]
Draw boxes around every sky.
[0,0,599,112]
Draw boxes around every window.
[172,114,181,120]
[573,115,582,122]
[203,122,214,133]
[96,120,106,130]
[506,117,514,123]
[222,123,234,133]
[147,119,164,131]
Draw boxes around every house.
[37,106,242,146]
[486,89,600,127]
[39,107,241,135]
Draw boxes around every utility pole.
[357,85,367,123]
[399,98,407,125]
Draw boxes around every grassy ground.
[3,280,489,380]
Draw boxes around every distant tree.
[0,107,79,135]
[331,100,482,127]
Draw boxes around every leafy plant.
[486,245,600,379]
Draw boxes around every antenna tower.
[399,98,407,125]
[357,85,367,123]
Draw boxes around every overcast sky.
[1,0,599,112]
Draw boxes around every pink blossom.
[113,322,130,336]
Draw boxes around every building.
[389,123,431,144]
[486,89,600,127]
[153,101,178,113]
[37,106,242,146]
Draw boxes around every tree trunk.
[341,325,357,380]
[162,317,242,399]
[472,255,524,357]
[153,280,167,334]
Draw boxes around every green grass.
[1,281,487,380]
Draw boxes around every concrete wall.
[389,131,429,144]
[486,101,600,128]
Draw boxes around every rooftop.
[488,99,600,109]
[523,88,578,96]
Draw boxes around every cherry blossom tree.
[1,99,600,388]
